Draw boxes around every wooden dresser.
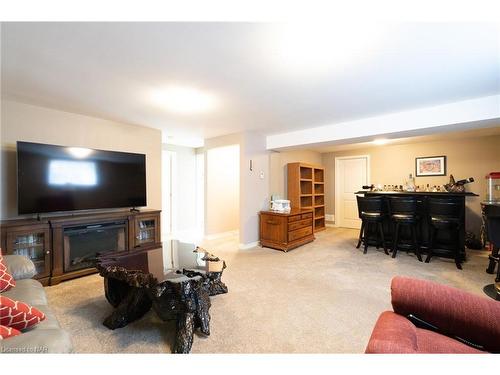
[259,209,314,252]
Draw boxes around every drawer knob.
[266,220,278,225]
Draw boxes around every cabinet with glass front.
[1,221,51,284]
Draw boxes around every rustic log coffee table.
[96,241,227,353]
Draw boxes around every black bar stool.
[388,196,423,261]
[483,203,500,299]
[426,198,464,269]
[356,196,388,255]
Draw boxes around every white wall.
[205,144,240,236]
[0,100,162,219]
[239,132,270,247]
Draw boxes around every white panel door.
[336,156,369,229]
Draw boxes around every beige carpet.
[45,227,494,353]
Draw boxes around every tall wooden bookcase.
[287,162,326,232]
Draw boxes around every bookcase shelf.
[287,162,326,233]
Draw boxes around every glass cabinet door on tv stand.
[5,227,51,280]
[133,214,160,249]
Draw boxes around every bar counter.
[355,191,479,198]
[355,190,479,261]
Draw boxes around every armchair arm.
[3,255,37,280]
[391,276,500,353]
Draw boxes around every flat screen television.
[17,141,147,214]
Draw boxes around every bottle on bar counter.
[455,177,475,185]
[406,173,416,192]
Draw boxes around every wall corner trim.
[239,241,259,250]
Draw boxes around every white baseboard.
[239,241,259,250]
[325,223,335,228]
[204,230,239,241]
[325,214,335,222]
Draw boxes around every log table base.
[96,243,227,353]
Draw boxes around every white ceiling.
[2,22,499,146]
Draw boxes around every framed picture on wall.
[415,156,446,177]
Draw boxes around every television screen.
[17,141,147,214]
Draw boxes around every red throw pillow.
[0,255,16,292]
[0,324,21,340]
[0,296,45,330]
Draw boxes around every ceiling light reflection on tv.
[48,160,98,186]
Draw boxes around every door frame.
[162,149,177,239]
[334,155,371,228]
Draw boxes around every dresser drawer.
[288,218,312,231]
[301,212,313,220]
[260,210,315,251]
[288,215,302,223]
[260,214,287,244]
[288,226,313,242]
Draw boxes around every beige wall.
[201,131,270,246]
[0,100,162,219]
[205,144,240,235]
[269,150,323,200]
[322,134,500,233]
[202,133,243,238]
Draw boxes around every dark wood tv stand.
[0,209,161,286]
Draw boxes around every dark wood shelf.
[1,209,162,286]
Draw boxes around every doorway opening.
[162,147,204,243]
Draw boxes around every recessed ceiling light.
[151,86,217,114]
[373,139,389,146]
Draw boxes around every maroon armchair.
[365,276,500,353]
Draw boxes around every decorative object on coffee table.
[95,241,227,353]
[415,155,446,177]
